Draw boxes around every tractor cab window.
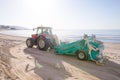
[37,29,42,35]
[43,28,52,35]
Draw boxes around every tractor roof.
[37,27,52,29]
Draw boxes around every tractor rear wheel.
[26,38,33,48]
[37,37,49,51]
[76,51,87,60]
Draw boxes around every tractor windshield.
[36,27,52,35]
[43,28,52,35]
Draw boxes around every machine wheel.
[76,51,87,60]
[26,38,33,48]
[37,37,49,51]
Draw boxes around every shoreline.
[1,29,120,43]
[0,33,120,44]
[0,33,120,80]
[0,33,27,38]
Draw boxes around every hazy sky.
[0,0,120,29]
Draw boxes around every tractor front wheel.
[37,37,49,51]
[26,38,33,48]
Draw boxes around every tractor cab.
[36,27,52,35]
[32,27,52,39]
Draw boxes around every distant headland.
[0,25,28,30]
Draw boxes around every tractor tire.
[76,51,87,60]
[37,37,50,51]
[26,38,33,48]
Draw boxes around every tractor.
[26,26,59,51]
[26,26,107,65]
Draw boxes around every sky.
[0,0,120,29]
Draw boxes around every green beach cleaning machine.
[26,26,107,65]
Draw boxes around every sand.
[0,33,120,80]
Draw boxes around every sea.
[0,29,120,43]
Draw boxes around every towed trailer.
[54,35,107,65]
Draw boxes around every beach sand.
[0,33,120,80]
